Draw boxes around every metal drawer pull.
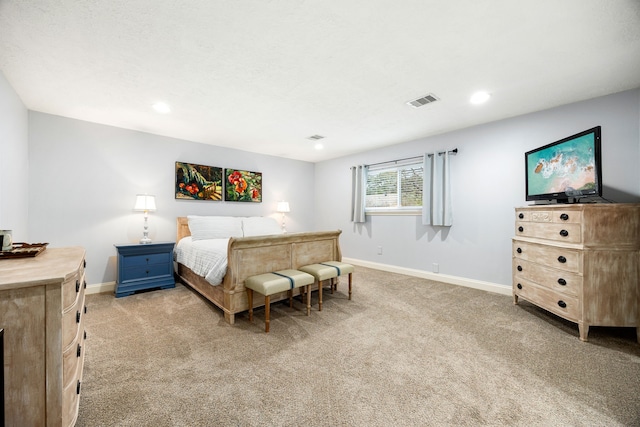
[77,380,81,395]
[76,311,81,323]
[557,256,567,263]
[517,265,522,272]
[76,280,80,293]
[518,226,524,232]
[560,213,569,221]
[517,283,522,290]
[557,300,567,308]
[77,343,82,357]
[557,278,567,286]
[516,247,522,254]
[518,213,524,219]
[559,229,569,237]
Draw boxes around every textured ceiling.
[1,1,639,162]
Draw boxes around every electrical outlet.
[433,263,439,273]
[377,246,383,255]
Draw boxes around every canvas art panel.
[175,162,223,200]
[225,169,262,202]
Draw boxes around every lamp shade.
[276,201,290,213]
[133,194,157,212]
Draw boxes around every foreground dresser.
[0,247,87,426]
[513,204,640,342]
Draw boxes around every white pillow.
[187,216,243,241]
[242,217,283,237]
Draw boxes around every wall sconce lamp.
[133,194,156,244]
[276,201,290,233]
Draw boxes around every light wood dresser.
[0,247,87,426]
[512,203,640,342]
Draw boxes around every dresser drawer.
[63,263,86,311]
[122,263,172,281]
[123,252,171,267]
[513,259,581,296]
[62,328,84,388]
[515,221,582,243]
[515,209,582,224]
[62,288,85,349]
[513,240,582,273]
[514,281,580,321]
[62,377,82,427]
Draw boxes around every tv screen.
[525,126,602,203]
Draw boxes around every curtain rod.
[365,148,458,168]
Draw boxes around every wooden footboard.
[175,217,342,324]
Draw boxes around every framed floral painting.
[224,169,262,202]
[175,162,223,200]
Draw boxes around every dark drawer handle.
[84,280,87,289]
[560,213,569,221]
[518,213,524,219]
[77,380,81,395]
[517,283,522,290]
[76,280,80,293]
[517,265,523,272]
[76,311,81,323]
[516,247,522,254]
[77,343,82,357]
[559,229,569,237]
[557,300,567,308]
[84,305,87,314]
[558,256,567,263]
[518,226,524,232]
[84,330,87,340]
[557,278,567,286]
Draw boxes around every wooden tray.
[0,242,49,259]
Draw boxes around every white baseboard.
[86,281,115,295]
[342,257,512,296]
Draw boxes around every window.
[365,160,423,213]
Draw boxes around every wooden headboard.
[177,217,192,242]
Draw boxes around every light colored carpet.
[76,267,640,426]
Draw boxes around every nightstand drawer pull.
[557,256,567,263]
[559,229,569,237]
[558,278,567,286]
[517,265,522,272]
[516,247,522,254]
[517,283,522,290]
[518,226,524,232]
[560,213,569,221]
[557,300,567,308]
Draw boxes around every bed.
[175,216,343,324]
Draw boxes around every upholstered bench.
[244,269,315,333]
[299,261,354,311]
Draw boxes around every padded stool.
[299,261,354,311]
[244,269,314,332]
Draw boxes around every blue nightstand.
[114,242,175,297]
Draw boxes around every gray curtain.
[422,151,452,226]
[351,165,367,223]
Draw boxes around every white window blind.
[366,159,423,212]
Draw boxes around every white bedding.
[175,236,229,285]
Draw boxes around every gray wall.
[0,71,29,239]
[28,112,315,285]
[314,89,640,289]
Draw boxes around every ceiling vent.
[407,93,439,108]
[307,135,325,140]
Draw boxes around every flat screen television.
[525,126,602,203]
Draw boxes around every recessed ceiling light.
[152,101,171,114]
[470,91,491,105]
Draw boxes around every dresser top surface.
[517,203,640,211]
[0,246,85,289]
